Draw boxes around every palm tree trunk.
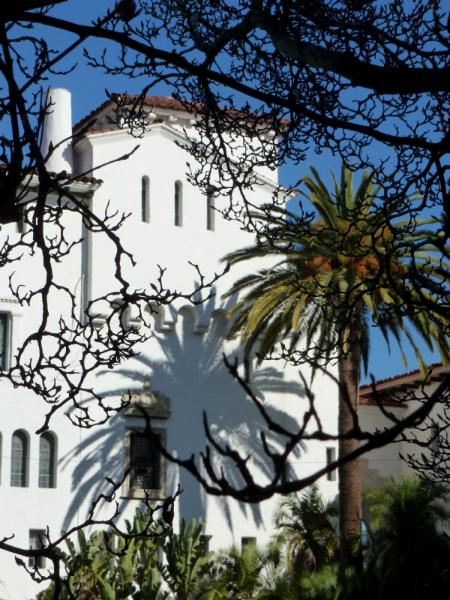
[338,319,362,569]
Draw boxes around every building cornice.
[24,172,102,195]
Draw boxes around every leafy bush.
[39,479,450,600]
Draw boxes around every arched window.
[10,430,28,487]
[141,176,150,223]
[174,181,182,226]
[39,432,56,488]
[206,191,215,231]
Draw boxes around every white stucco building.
[0,90,339,599]
[359,363,449,490]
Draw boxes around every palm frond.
[222,165,448,377]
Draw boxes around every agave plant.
[39,509,167,600]
[159,518,211,600]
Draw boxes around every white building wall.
[359,377,445,491]
[0,95,339,600]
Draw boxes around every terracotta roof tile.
[359,363,449,407]
[73,95,201,134]
[359,362,446,392]
[73,97,113,133]
[73,94,289,136]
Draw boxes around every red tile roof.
[73,94,288,135]
[359,363,449,407]
[359,363,446,392]
[73,95,196,133]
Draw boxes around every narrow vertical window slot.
[141,176,150,223]
[206,191,215,231]
[174,181,182,226]
[17,207,26,234]
[0,313,8,370]
[326,446,337,481]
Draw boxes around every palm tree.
[223,165,449,567]
[366,477,450,600]
[200,542,277,600]
[272,486,338,576]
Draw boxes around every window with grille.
[128,431,163,493]
[174,181,182,226]
[0,313,8,370]
[39,432,56,488]
[141,176,150,223]
[29,530,46,569]
[11,430,28,487]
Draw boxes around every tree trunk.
[338,321,362,569]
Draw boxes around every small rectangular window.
[241,537,256,550]
[326,447,337,481]
[200,535,211,554]
[29,530,46,569]
[280,461,289,485]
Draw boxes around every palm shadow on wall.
[62,292,307,537]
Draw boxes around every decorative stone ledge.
[122,378,171,419]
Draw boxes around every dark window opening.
[326,447,337,481]
[174,181,182,226]
[241,537,256,550]
[206,192,215,231]
[0,313,7,370]
[129,431,162,491]
[281,461,289,485]
[141,176,150,222]
[29,530,46,569]
[200,535,211,554]
[17,208,26,234]
[39,433,56,488]
[11,430,27,487]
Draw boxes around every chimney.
[40,88,73,174]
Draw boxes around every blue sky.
[25,2,440,382]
